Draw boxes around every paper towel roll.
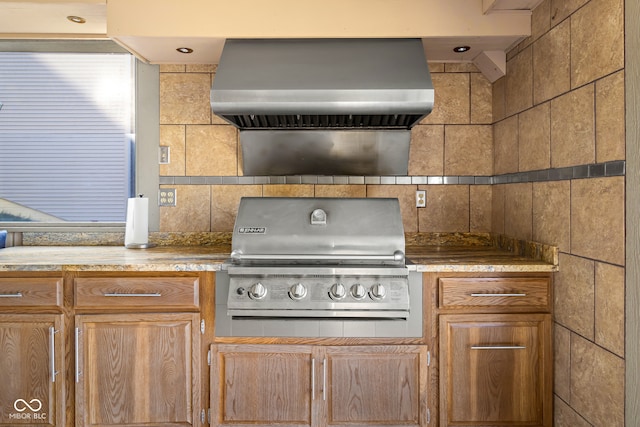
[124,196,149,248]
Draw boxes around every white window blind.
[0,52,134,222]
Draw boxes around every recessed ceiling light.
[176,47,194,54]
[67,16,86,24]
[453,46,471,53]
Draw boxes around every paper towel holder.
[125,194,156,249]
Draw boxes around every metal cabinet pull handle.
[75,328,81,383]
[49,326,58,383]
[322,358,327,401]
[470,293,527,297]
[311,358,316,400]
[0,292,23,298]
[103,292,162,297]
[471,345,526,350]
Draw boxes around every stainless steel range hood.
[210,38,434,176]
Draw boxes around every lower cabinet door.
[210,344,429,427]
[210,344,315,427]
[322,345,429,427]
[75,313,201,427]
[0,314,64,427]
[439,313,552,427]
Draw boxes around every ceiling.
[0,0,542,80]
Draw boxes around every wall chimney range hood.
[210,38,434,176]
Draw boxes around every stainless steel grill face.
[216,197,422,338]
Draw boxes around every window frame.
[0,40,159,233]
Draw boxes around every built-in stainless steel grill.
[215,197,423,338]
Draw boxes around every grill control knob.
[289,283,307,300]
[248,282,267,300]
[350,283,367,300]
[329,283,346,300]
[369,283,386,300]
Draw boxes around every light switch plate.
[416,190,426,208]
[159,146,170,164]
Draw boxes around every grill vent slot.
[222,114,422,130]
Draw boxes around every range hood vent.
[211,38,434,130]
[210,38,434,176]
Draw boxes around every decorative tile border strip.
[159,161,624,186]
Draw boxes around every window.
[0,41,159,231]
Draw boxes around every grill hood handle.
[230,250,405,264]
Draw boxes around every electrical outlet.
[159,188,176,207]
[416,190,426,208]
[159,146,170,164]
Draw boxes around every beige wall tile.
[470,185,492,232]
[366,185,418,232]
[428,63,445,73]
[185,125,238,176]
[570,0,624,88]
[554,324,571,401]
[550,84,595,168]
[315,185,366,198]
[444,63,479,73]
[571,176,625,265]
[262,185,314,197]
[505,46,533,116]
[571,334,625,427]
[420,73,470,125]
[531,0,551,41]
[417,185,469,232]
[470,73,492,124]
[491,184,505,234]
[553,396,591,427]
[555,253,595,338]
[494,116,519,175]
[533,181,570,252]
[595,262,625,356]
[492,77,506,123]
[409,125,444,176]
[504,183,532,240]
[159,125,186,176]
[519,102,551,171]
[444,125,493,175]
[159,185,211,232]
[596,70,625,162]
[211,185,262,232]
[533,19,570,104]
[160,73,211,124]
[550,0,588,26]
[159,64,185,73]
[186,64,216,73]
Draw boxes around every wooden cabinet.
[75,313,201,427]
[210,344,428,427]
[435,274,552,427]
[0,277,64,427]
[73,275,202,427]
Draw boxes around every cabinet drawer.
[0,278,63,307]
[75,277,199,309]
[439,277,550,310]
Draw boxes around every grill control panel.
[227,274,410,318]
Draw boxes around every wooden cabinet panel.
[74,277,199,309]
[323,345,428,427]
[75,313,201,427]
[440,314,552,427]
[0,278,62,308]
[210,344,429,427]
[210,344,314,427]
[439,277,550,310]
[0,314,64,427]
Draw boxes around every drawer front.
[0,278,63,307]
[75,277,199,309]
[439,277,550,310]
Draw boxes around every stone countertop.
[0,242,557,273]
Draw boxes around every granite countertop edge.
[0,233,558,273]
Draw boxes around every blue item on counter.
[0,230,6,248]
